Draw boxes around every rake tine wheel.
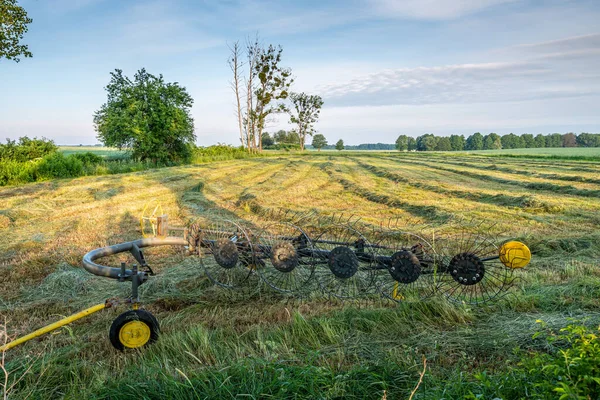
[193,219,254,289]
[372,230,438,303]
[311,224,376,299]
[434,230,514,305]
[252,222,316,294]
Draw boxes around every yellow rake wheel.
[499,241,531,269]
[109,310,159,351]
[140,201,164,238]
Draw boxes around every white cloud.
[318,33,600,107]
[514,33,600,54]
[367,0,519,20]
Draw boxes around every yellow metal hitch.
[0,302,108,352]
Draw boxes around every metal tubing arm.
[82,237,187,280]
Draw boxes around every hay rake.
[1,206,531,352]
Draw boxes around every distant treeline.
[394,132,600,151]
[263,130,600,152]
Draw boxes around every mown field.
[1,153,599,399]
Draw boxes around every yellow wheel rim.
[140,201,164,238]
[119,320,151,348]
[499,241,531,269]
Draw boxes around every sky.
[0,0,599,146]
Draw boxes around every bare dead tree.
[228,41,244,148]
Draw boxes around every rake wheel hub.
[449,252,485,285]
[328,246,359,279]
[389,250,421,284]
[271,242,298,273]
[213,239,239,269]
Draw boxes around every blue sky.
[1,0,599,145]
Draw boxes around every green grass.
[458,147,600,160]
[59,146,127,158]
[1,153,599,398]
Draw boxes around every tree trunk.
[229,42,244,148]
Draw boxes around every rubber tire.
[109,309,160,351]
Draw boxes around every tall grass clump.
[192,144,255,163]
[0,151,159,186]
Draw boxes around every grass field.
[1,153,599,399]
[59,146,127,158]
[458,146,600,159]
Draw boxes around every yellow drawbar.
[0,303,106,352]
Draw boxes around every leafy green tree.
[261,132,274,147]
[534,134,546,148]
[287,131,300,144]
[94,68,195,164]
[465,132,484,150]
[483,133,502,150]
[577,133,600,147]
[501,133,524,149]
[416,134,438,151]
[546,133,563,147]
[521,133,535,148]
[562,132,577,147]
[407,137,417,151]
[0,0,32,62]
[252,43,293,152]
[289,92,324,151]
[273,130,287,143]
[311,134,327,151]
[449,134,465,151]
[395,135,409,151]
[335,139,344,151]
[273,129,300,144]
[435,137,452,151]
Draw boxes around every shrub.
[35,153,84,179]
[0,159,35,185]
[72,152,103,165]
[0,136,58,162]
[524,320,600,399]
[428,320,600,399]
[265,143,301,151]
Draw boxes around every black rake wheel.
[311,224,376,299]
[195,219,254,289]
[372,230,438,303]
[252,222,316,294]
[435,231,515,305]
[109,309,160,351]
